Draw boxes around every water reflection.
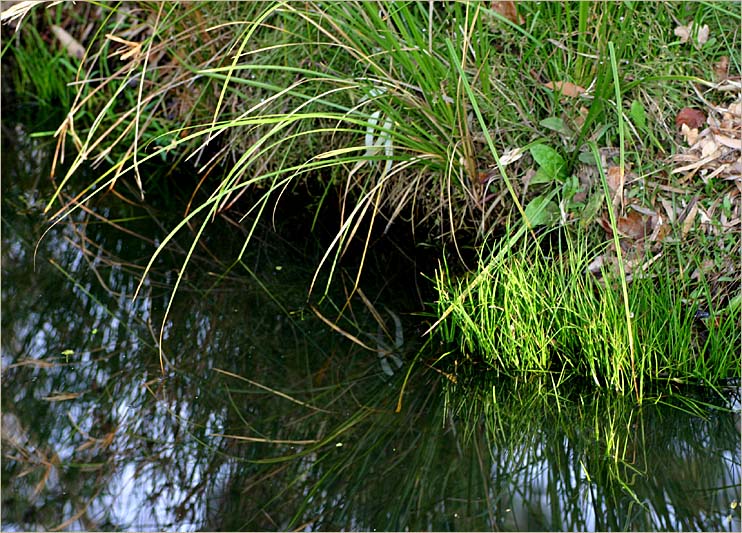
[2,117,740,531]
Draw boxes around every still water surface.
[2,118,740,531]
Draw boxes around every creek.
[2,113,740,531]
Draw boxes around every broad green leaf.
[529,144,566,181]
[539,117,573,136]
[529,168,555,185]
[524,195,559,226]
[630,100,646,130]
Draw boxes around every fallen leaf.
[714,134,742,150]
[491,1,523,24]
[700,137,719,158]
[521,167,537,188]
[587,252,607,275]
[649,215,671,242]
[680,123,699,146]
[617,211,648,240]
[572,190,587,203]
[606,165,624,206]
[681,202,698,236]
[659,197,677,223]
[728,100,741,117]
[598,210,649,241]
[714,56,729,81]
[544,80,586,98]
[675,107,706,130]
[674,22,710,48]
[696,24,710,46]
[674,24,691,42]
[51,25,85,60]
[499,146,525,166]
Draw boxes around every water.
[2,116,740,531]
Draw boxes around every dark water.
[2,117,741,531]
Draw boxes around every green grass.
[3,1,740,392]
[2,21,77,110]
[433,228,740,397]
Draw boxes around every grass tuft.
[433,229,740,397]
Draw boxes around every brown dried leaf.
[574,106,589,129]
[521,167,537,189]
[714,56,730,81]
[675,107,706,130]
[544,80,586,98]
[616,210,649,240]
[587,252,608,275]
[606,165,624,206]
[491,1,524,24]
[597,208,652,247]
[660,197,677,223]
[674,24,691,43]
[728,100,741,117]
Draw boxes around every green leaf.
[539,117,573,136]
[524,195,559,226]
[630,100,646,130]
[529,168,555,185]
[529,144,567,181]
